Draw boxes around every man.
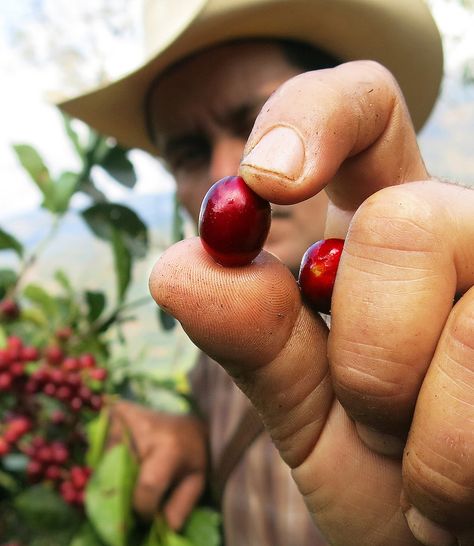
[60,1,474,545]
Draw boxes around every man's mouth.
[271,207,291,219]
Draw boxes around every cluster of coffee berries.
[24,437,91,506]
[25,352,106,413]
[0,336,39,392]
[0,416,32,456]
[0,334,108,509]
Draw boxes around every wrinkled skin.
[150,59,474,546]
[116,41,331,531]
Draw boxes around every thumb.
[149,237,331,469]
[239,60,428,237]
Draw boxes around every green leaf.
[54,268,73,290]
[20,306,49,327]
[158,307,176,331]
[82,203,148,258]
[182,508,222,546]
[62,113,84,159]
[23,283,59,318]
[0,467,19,492]
[111,228,132,303]
[145,517,194,546]
[0,227,24,258]
[0,268,18,288]
[14,483,80,531]
[86,290,107,322]
[86,408,110,470]
[51,171,79,213]
[100,146,137,188]
[0,326,7,348]
[85,444,139,546]
[172,193,185,244]
[89,134,111,165]
[12,143,53,194]
[70,521,106,546]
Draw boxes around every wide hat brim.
[58,0,443,155]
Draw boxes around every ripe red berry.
[298,238,345,315]
[198,175,271,267]
[62,357,79,372]
[0,372,13,391]
[0,298,20,321]
[45,345,64,366]
[89,367,107,382]
[20,346,40,362]
[55,326,73,341]
[0,437,10,456]
[79,353,96,369]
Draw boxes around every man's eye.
[168,143,210,172]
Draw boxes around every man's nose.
[209,136,246,182]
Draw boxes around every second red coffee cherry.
[198,176,271,267]
[298,238,345,314]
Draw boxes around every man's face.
[148,41,328,274]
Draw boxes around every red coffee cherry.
[198,176,271,267]
[0,298,20,321]
[79,353,96,369]
[298,238,345,315]
[0,437,10,456]
[45,345,64,366]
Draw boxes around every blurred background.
[0,0,473,222]
[0,0,473,374]
[0,4,471,542]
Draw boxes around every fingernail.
[241,126,305,181]
[404,506,458,546]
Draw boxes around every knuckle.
[350,185,443,253]
[448,298,474,356]
[404,442,474,523]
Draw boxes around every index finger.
[239,60,428,235]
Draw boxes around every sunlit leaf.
[85,444,138,546]
[51,171,79,213]
[62,113,84,159]
[23,283,59,318]
[182,508,222,546]
[86,408,110,470]
[12,144,53,195]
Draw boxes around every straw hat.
[59,0,443,155]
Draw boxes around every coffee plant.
[0,115,220,546]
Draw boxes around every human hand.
[149,61,474,545]
[108,400,207,530]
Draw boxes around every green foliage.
[85,444,139,546]
[0,227,24,258]
[0,114,220,546]
[14,484,81,531]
